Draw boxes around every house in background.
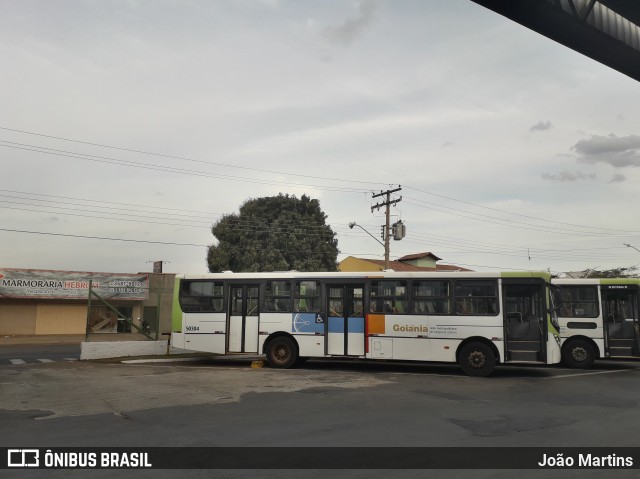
[338,252,472,272]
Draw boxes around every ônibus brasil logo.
[8,449,39,467]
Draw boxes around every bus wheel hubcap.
[573,348,587,362]
[469,351,485,368]
[276,346,289,360]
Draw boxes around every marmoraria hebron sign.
[0,268,148,300]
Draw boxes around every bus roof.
[552,277,640,286]
[177,271,552,281]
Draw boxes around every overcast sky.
[1,0,640,276]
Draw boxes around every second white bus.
[553,278,640,368]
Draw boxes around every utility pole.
[371,186,402,269]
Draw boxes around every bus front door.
[327,284,365,356]
[503,281,546,363]
[228,285,259,354]
[602,287,639,357]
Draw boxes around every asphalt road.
[0,343,80,365]
[2,352,640,479]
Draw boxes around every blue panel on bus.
[347,317,365,333]
[328,317,345,333]
[292,313,325,334]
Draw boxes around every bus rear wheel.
[562,339,596,369]
[265,336,298,369]
[459,342,495,377]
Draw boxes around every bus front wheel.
[265,336,298,369]
[459,342,495,377]
[562,339,596,369]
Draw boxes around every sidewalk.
[0,333,160,345]
[0,333,264,363]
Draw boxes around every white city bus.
[552,278,640,368]
[171,271,561,377]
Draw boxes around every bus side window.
[211,298,224,312]
[294,280,321,313]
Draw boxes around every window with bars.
[454,280,498,316]
[412,280,451,314]
[370,280,408,314]
[263,280,292,313]
[179,280,225,313]
[293,280,321,312]
[558,286,599,318]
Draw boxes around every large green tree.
[207,194,339,272]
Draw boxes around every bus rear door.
[327,284,365,356]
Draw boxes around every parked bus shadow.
[548,359,640,373]
[300,359,639,378]
[593,358,640,368]
[284,358,558,379]
[300,358,466,376]
[186,356,639,378]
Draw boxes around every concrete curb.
[122,357,209,364]
[80,340,193,360]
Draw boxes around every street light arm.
[349,222,385,248]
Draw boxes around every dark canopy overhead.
[471,0,640,82]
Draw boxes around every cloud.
[573,134,640,167]
[323,0,377,46]
[609,174,626,183]
[529,120,552,132]
[541,171,596,182]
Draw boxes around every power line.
[3,128,639,266]
[0,205,348,238]
[1,126,635,237]
[0,141,370,194]
[0,228,209,247]
[0,228,340,255]
[2,193,636,260]
[0,189,219,216]
[0,205,212,229]
[0,201,212,225]
[3,186,637,261]
[403,198,639,238]
[0,190,355,234]
[1,225,635,268]
[0,193,353,234]
[398,232,633,260]
[0,194,216,220]
[0,127,388,187]
[404,185,637,235]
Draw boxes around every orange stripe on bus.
[368,314,386,335]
